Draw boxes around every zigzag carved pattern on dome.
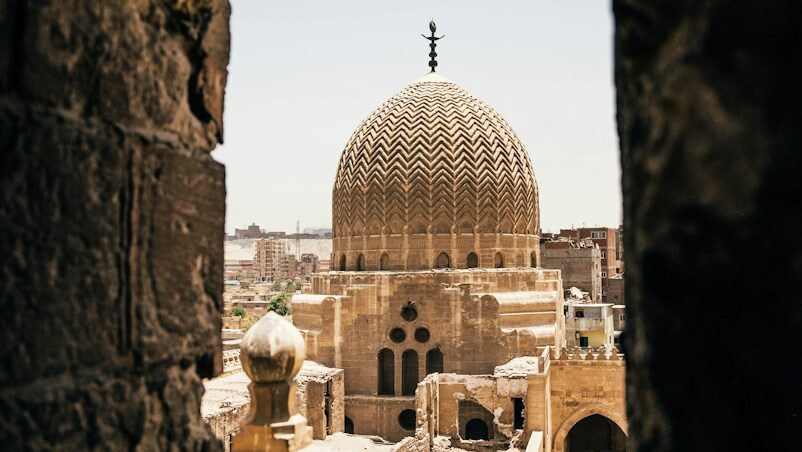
[333,79,540,239]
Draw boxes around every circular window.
[389,327,406,343]
[414,327,430,343]
[401,304,418,321]
[398,409,416,430]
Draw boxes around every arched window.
[435,252,451,269]
[380,253,390,270]
[357,253,365,271]
[467,252,479,268]
[426,348,444,374]
[378,349,394,395]
[530,251,537,268]
[494,251,505,268]
[401,349,419,396]
[465,419,489,440]
[339,254,347,271]
[344,416,355,434]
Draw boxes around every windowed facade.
[591,231,607,239]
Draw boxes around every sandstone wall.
[547,358,626,452]
[296,269,562,396]
[345,395,416,442]
[0,0,229,448]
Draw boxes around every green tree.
[267,292,291,316]
[231,305,246,317]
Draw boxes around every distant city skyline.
[215,1,621,234]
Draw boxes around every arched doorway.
[530,251,537,267]
[467,252,479,268]
[465,418,489,440]
[344,416,354,434]
[356,253,365,271]
[459,400,494,440]
[426,347,443,374]
[566,414,626,452]
[377,349,394,395]
[401,349,419,395]
[380,252,390,270]
[339,254,346,271]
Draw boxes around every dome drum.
[332,234,540,271]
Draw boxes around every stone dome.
[332,72,540,271]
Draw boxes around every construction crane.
[296,220,301,261]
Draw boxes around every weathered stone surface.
[0,0,229,449]
[615,1,802,450]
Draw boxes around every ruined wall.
[295,362,345,440]
[0,0,229,448]
[420,374,527,446]
[614,1,802,450]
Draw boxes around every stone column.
[0,0,230,448]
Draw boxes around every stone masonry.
[0,0,230,449]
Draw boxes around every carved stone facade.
[331,73,541,271]
[295,72,569,443]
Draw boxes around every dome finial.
[421,20,445,72]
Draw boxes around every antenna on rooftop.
[296,220,301,261]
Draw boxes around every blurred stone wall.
[0,0,230,448]
[615,1,802,450]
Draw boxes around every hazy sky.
[214,1,621,234]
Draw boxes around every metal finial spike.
[421,20,445,72]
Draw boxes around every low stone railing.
[551,346,624,361]
[231,312,312,451]
[222,349,242,374]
